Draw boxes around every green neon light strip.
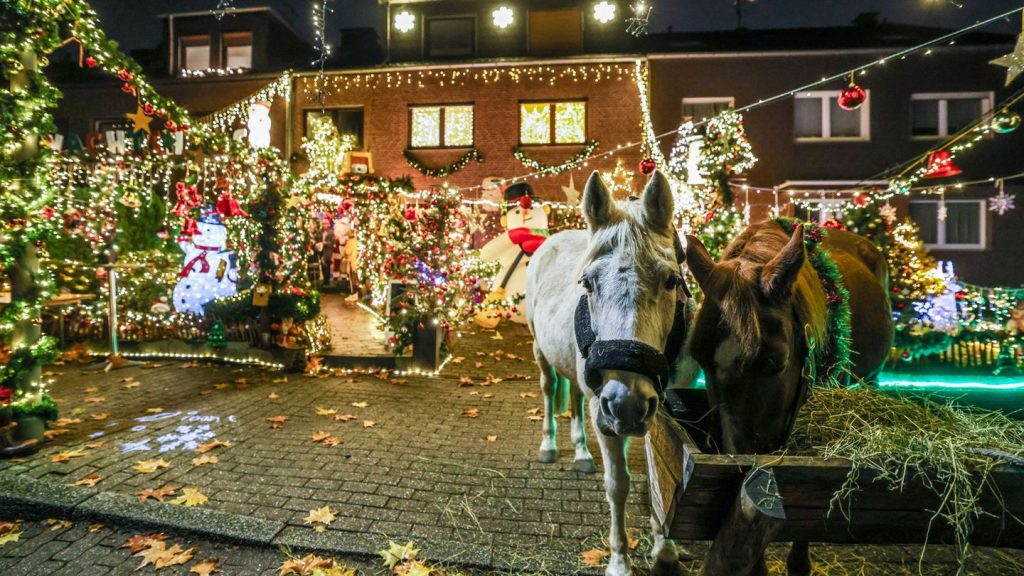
[691,372,1024,391]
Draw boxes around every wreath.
[513,140,599,175]
[403,148,483,178]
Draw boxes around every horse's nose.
[599,375,657,434]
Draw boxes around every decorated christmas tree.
[207,320,228,348]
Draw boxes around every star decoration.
[989,190,1016,216]
[937,202,948,223]
[991,33,1024,87]
[125,105,154,134]
[561,174,581,205]
[879,202,897,225]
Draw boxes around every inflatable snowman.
[246,101,272,149]
[474,182,550,328]
[173,212,238,316]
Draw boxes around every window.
[409,104,474,148]
[682,97,734,122]
[519,101,586,145]
[794,91,870,141]
[908,200,986,249]
[911,93,993,138]
[792,198,848,225]
[304,108,365,150]
[180,35,211,71]
[528,9,583,55]
[223,32,253,69]
[427,17,475,58]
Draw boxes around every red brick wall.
[290,62,646,201]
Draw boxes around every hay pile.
[786,387,1024,572]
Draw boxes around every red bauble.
[838,84,867,111]
[84,56,97,68]
[639,158,657,175]
[853,194,869,207]
[403,208,417,221]
[142,103,155,116]
[518,195,533,210]
[117,69,133,82]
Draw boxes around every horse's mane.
[579,199,677,276]
[709,221,828,363]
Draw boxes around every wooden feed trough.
[645,388,1024,573]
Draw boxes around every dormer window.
[223,32,253,70]
[181,35,211,71]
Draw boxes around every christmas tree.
[207,320,228,348]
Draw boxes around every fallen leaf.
[87,523,103,533]
[84,396,106,404]
[0,523,22,546]
[72,473,102,487]
[310,431,331,443]
[581,547,609,567]
[84,386,99,393]
[47,519,73,531]
[191,455,219,467]
[483,374,503,386]
[268,415,288,429]
[145,407,163,414]
[474,362,484,369]
[90,412,109,421]
[134,458,171,473]
[214,383,230,390]
[123,533,168,554]
[154,544,197,569]
[268,392,280,400]
[362,420,376,428]
[451,356,465,364]
[44,428,71,440]
[84,440,105,449]
[170,488,208,507]
[195,439,231,453]
[468,391,480,396]
[333,413,357,422]
[322,437,344,447]
[390,379,407,385]
[458,376,475,387]
[279,554,334,575]
[485,435,498,442]
[304,505,337,526]
[272,377,288,384]
[627,528,640,550]
[483,393,494,399]
[527,407,541,415]
[462,408,481,418]
[351,401,369,408]
[53,417,83,427]
[395,560,434,576]
[379,541,420,571]
[190,558,222,575]
[519,392,538,399]
[51,449,87,463]
[490,331,503,340]
[528,415,542,421]
[314,406,337,417]
[122,381,141,389]
[135,540,170,569]
[138,485,177,503]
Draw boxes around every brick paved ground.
[2,322,1023,574]
[322,295,389,357]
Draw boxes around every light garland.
[196,71,292,132]
[403,148,484,177]
[178,67,249,78]
[512,140,599,175]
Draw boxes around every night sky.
[88,0,1023,55]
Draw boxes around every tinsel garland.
[403,148,483,178]
[512,140,599,175]
[776,218,853,386]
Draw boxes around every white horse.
[527,171,688,576]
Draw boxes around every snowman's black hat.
[503,182,534,203]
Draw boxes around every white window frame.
[910,92,994,139]
[909,199,987,251]
[791,197,848,225]
[794,90,871,142]
[681,97,735,122]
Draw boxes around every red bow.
[508,227,548,256]
[179,244,221,278]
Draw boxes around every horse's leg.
[649,515,686,576]
[535,341,559,463]
[786,541,811,576]
[593,398,632,576]
[570,378,596,473]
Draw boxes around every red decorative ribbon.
[179,245,221,278]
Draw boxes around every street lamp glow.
[394,10,415,33]
[594,1,616,24]
[492,6,514,29]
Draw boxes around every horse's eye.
[762,356,786,374]
[665,274,681,290]
[579,276,593,292]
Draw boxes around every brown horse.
[685,221,893,576]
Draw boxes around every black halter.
[573,233,690,397]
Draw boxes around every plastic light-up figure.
[173,211,238,315]
[246,101,272,149]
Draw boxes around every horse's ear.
[583,171,616,230]
[642,170,674,233]
[685,235,715,290]
[761,225,806,302]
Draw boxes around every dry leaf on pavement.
[84,440,105,449]
[192,455,219,467]
[154,544,197,569]
[122,533,168,554]
[268,392,280,400]
[190,558,222,575]
[303,505,336,526]
[51,449,87,463]
[170,488,208,507]
[519,392,538,399]
[485,435,498,442]
[134,458,171,473]
[458,376,474,387]
[195,439,231,453]
[580,547,609,567]
[461,408,481,418]
[310,431,331,443]
[278,553,335,575]
[362,420,376,428]
[268,415,288,429]
[333,413,357,422]
[71,473,102,487]
[351,401,369,408]
[137,485,177,503]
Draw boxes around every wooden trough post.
[702,467,786,576]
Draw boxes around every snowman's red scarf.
[179,244,222,278]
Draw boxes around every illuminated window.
[180,35,210,71]
[409,104,474,148]
[222,32,253,69]
[519,101,587,145]
[304,108,365,150]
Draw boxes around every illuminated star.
[991,33,1024,87]
[878,202,897,225]
[125,105,153,134]
[561,174,581,205]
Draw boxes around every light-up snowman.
[246,101,272,149]
[475,182,549,327]
[173,212,238,315]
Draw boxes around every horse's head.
[577,170,685,438]
[684,225,809,453]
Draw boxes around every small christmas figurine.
[207,320,228,349]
